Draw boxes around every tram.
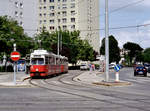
[30,50,68,77]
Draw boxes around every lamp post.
[13,43,16,85]
[105,0,109,82]
[52,10,60,56]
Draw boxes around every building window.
[50,19,55,24]
[43,0,46,2]
[58,19,61,23]
[62,18,67,23]
[63,25,67,30]
[58,5,61,9]
[62,0,67,2]
[62,11,67,16]
[44,20,47,23]
[44,13,46,17]
[71,18,75,22]
[71,11,75,15]
[20,12,23,18]
[15,11,18,17]
[49,0,54,2]
[20,3,23,8]
[71,25,75,29]
[50,26,55,30]
[39,13,42,17]
[15,2,18,7]
[58,0,60,2]
[70,3,75,8]
[49,6,54,10]
[39,20,42,24]
[49,13,55,17]
[20,21,23,26]
[39,7,42,10]
[62,4,67,9]
[44,6,46,9]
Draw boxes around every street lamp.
[13,43,16,51]
[51,9,60,56]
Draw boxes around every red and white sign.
[11,51,21,61]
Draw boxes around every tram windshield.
[31,58,44,65]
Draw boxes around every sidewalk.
[0,72,31,87]
[74,71,131,86]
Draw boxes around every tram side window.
[50,57,55,65]
[45,57,49,64]
[56,58,60,65]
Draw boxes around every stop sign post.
[11,51,20,61]
[11,51,21,85]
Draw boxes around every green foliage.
[123,42,143,64]
[34,30,95,64]
[143,48,150,63]
[0,16,96,65]
[0,16,34,58]
[100,35,121,63]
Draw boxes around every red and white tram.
[30,50,68,77]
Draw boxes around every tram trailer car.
[30,50,68,77]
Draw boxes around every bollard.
[115,72,119,82]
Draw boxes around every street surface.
[0,67,150,111]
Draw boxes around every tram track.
[29,71,150,111]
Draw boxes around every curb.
[74,71,132,87]
[93,81,131,86]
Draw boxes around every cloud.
[114,26,150,49]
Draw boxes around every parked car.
[134,64,147,77]
[80,63,89,70]
[144,64,150,70]
[148,66,150,73]
[109,63,116,69]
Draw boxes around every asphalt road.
[0,68,150,111]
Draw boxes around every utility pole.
[105,0,109,82]
[57,29,59,56]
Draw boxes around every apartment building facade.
[38,0,100,52]
[0,0,99,52]
[0,0,38,36]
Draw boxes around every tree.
[100,35,120,63]
[143,48,150,63]
[34,30,95,64]
[123,42,143,65]
[0,16,34,59]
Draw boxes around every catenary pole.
[105,0,109,82]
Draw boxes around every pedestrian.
[92,64,95,71]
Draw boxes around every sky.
[99,0,150,49]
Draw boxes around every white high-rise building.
[38,0,100,52]
[0,0,99,52]
[0,0,38,37]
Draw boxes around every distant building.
[0,0,100,52]
[0,0,38,36]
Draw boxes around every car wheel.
[134,72,137,76]
[144,73,147,77]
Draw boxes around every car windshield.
[31,58,44,65]
[136,65,144,68]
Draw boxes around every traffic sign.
[11,51,21,61]
[114,64,121,72]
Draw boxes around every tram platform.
[73,71,131,86]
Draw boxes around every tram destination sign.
[11,51,21,61]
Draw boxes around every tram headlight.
[36,68,39,72]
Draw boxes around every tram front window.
[31,58,44,65]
